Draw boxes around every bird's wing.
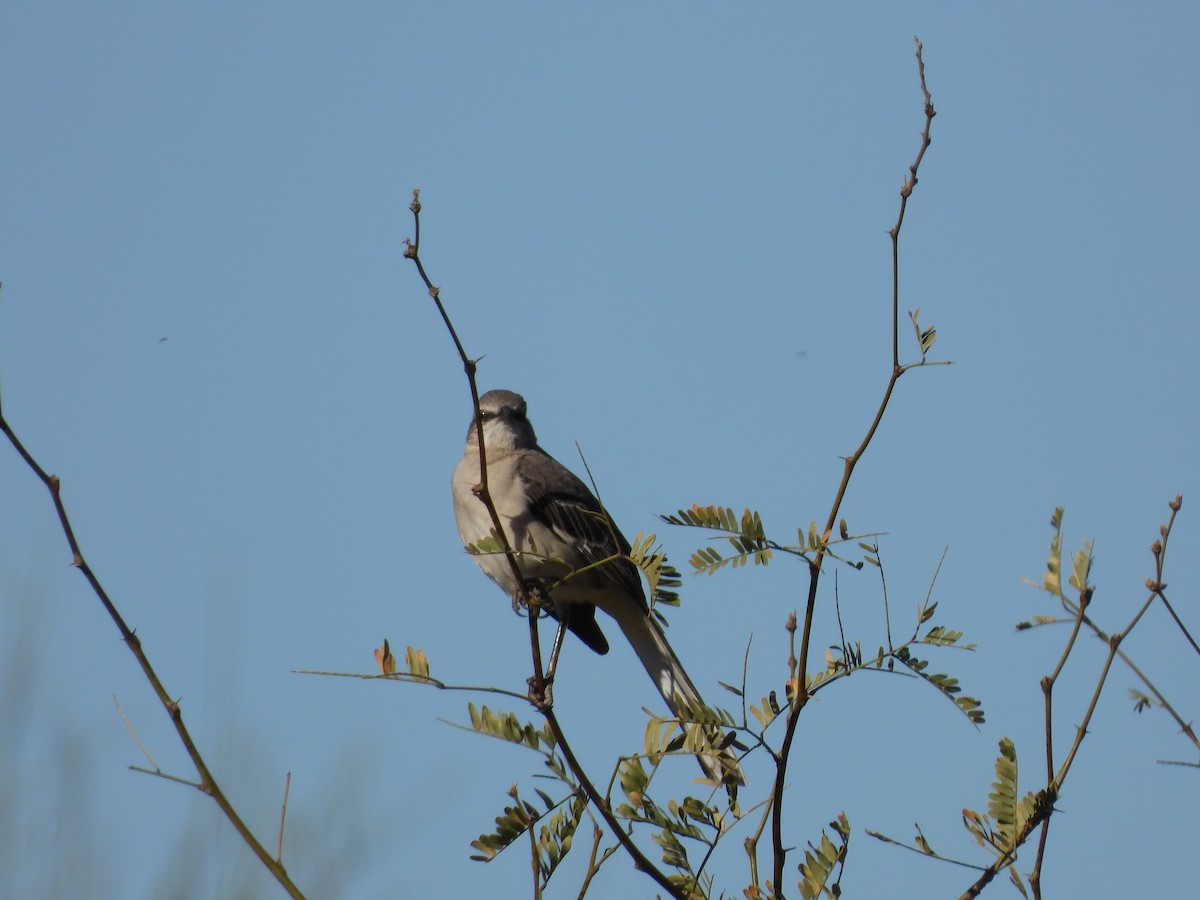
[516,448,648,613]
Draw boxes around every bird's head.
[465,390,538,451]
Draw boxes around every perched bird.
[451,389,742,784]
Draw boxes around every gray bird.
[451,389,742,784]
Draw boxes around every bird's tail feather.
[615,610,745,785]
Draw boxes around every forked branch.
[769,36,940,893]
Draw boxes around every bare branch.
[0,398,306,899]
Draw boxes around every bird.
[451,389,743,785]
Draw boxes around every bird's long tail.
[614,610,745,785]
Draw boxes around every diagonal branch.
[0,401,305,898]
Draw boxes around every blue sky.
[2,3,1197,897]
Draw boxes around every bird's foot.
[519,578,553,614]
[527,674,554,711]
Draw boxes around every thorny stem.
[0,407,305,898]
[771,36,937,895]
[405,194,685,899]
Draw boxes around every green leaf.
[532,794,587,884]
[653,827,691,871]
[893,650,985,725]
[682,507,773,576]
[465,703,553,752]
[464,529,507,556]
[618,757,649,806]
[989,738,1018,846]
[660,504,736,530]
[404,645,430,678]
[1049,506,1063,530]
[469,799,536,862]
[749,695,779,729]
[1068,540,1094,592]
[799,813,850,900]
[629,531,683,608]
[919,624,974,649]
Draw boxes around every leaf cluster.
[661,506,775,575]
[799,813,851,900]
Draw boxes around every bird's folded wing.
[517,449,648,612]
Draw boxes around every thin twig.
[575,825,606,900]
[293,668,534,703]
[1157,591,1198,656]
[513,784,542,900]
[113,693,161,772]
[277,771,292,865]
[1152,497,1196,657]
[875,543,894,651]
[128,765,204,789]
